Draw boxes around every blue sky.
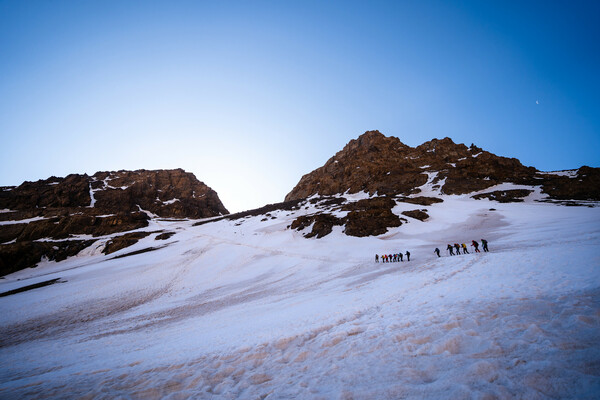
[0,0,598,212]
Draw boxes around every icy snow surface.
[0,193,599,399]
[88,183,96,207]
[0,216,47,225]
[540,170,578,178]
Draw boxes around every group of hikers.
[376,251,410,263]
[434,239,489,257]
[375,240,489,263]
[375,239,490,262]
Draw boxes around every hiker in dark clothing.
[471,240,480,253]
[447,244,454,256]
[399,252,403,262]
[434,248,441,257]
[481,239,489,252]
[454,243,461,254]
[405,251,410,261]
[375,254,379,263]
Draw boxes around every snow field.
[0,191,599,399]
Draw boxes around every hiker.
[454,243,461,255]
[399,252,403,262]
[405,251,410,261]
[447,244,454,256]
[375,254,379,263]
[434,248,440,257]
[481,239,489,252]
[471,240,480,253]
[461,243,469,254]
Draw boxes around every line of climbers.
[375,240,489,262]
[375,251,410,263]
[434,239,489,257]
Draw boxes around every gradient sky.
[1,0,598,212]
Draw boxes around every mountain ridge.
[1,131,599,275]
[285,130,599,201]
[0,169,227,275]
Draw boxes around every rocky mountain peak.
[0,169,228,275]
[0,169,228,218]
[286,130,599,201]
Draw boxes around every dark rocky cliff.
[0,169,228,275]
[285,130,599,201]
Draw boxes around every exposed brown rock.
[103,232,153,255]
[290,213,344,238]
[0,240,95,277]
[395,196,443,206]
[472,189,533,203]
[0,169,228,218]
[442,153,537,195]
[0,169,229,275]
[155,232,176,240]
[285,131,538,200]
[12,212,150,242]
[401,210,430,221]
[0,224,26,244]
[289,197,403,238]
[286,130,599,203]
[342,197,402,236]
[286,131,426,200]
[539,167,600,200]
[90,169,228,218]
[0,175,91,210]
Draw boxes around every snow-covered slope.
[1,189,599,399]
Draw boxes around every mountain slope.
[0,187,599,399]
[0,132,599,398]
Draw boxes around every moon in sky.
[536,100,539,104]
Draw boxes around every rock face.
[284,130,599,240]
[0,169,228,275]
[289,197,406,239]
[285,130,600,201]
[0,168,228,218]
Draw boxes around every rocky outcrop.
[1,212,150,243]
[0,240,96,277]
[341,197,402,237]
[284,131,523,200]
[285,131,599,201]
[290,197,404,238]
[539,167,600,201]
[0,169,228,218]
[0,169,228,276]
[401,209,430,221]
[395,196,443,206]
[472,189,533,203]
[285,131,427,200]
[103,232,153,255]
[283,131,599,240]
[290,214,344,238]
